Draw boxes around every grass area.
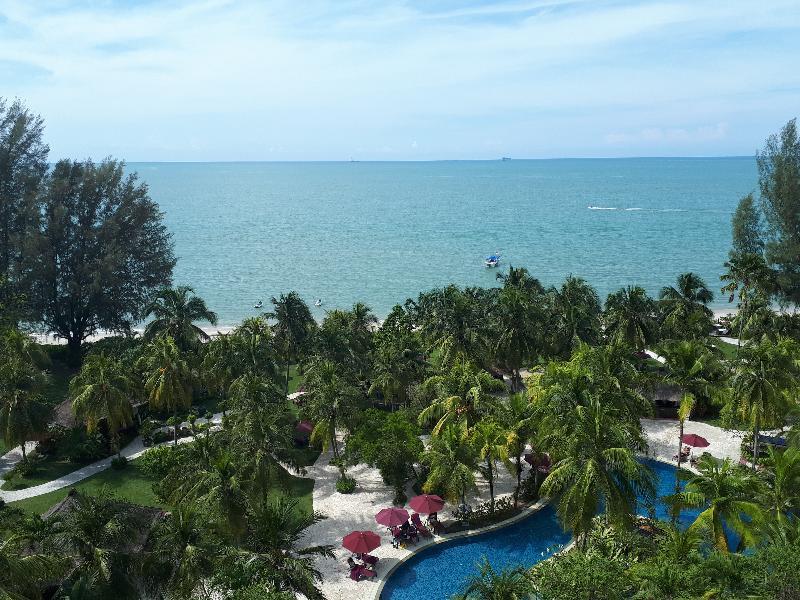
[10,456,315,517]
[287,364,302,394]
[711,338,739,361]
[2,457,82,490]
[9,458,163,515]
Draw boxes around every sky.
[1,0,799,161]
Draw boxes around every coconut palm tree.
[539,397,653,547]
[305,359,361,473]
[169,449,248,543]
[267,292,316,398]
[453,557,534,600]
[760,446,800,527]
[493,285,543,391]
[470,419,507,512]
[369,337,426,409]
[144,286,218,350]
[0,354,49,460]
[603,286,658,350]
[141,505,217,599]
[70,354,135,457]
[673,455,763,552]
[720,252,774,350]
[550,275,602,355]
[237,498,335,600]
[137,335,193,444]
[47,491,137,590]
[422,422,478,506]
[731,337,799,467]
[658,340,721,484]
[0,534,63,599]
[659,272,714,340]
[418,359,506,436]
[417,284,487,366]
[496,265,545,294]
[500,392,536,507]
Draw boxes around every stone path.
[642,418,743,465]
[0,442,37,478]
[1,413,223,503]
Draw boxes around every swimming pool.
[379,459,699,600]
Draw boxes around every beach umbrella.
[408,494,445,515]
[342,530,381,554]
[682,433,710,448]
[296,420,313,434]
[375,507,410,527]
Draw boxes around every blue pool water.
[380,459,700,600]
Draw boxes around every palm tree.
[603,286,658,350]
[144,286,218,350]
[673,455,763,552]
[539,397,653,547]
[417,284,486,366]
[267,292,316,398]
[453,557,534,600]
[493,286,543,391]
[418,359,506,435]
[70,354,135,458]
[305,359,361,473]
[731,337,799,467]
[47,491,137,590]
[659,272,714,340]
[470,419,507,512]
[137,335,193,444]
[169,449,248,543]
[237,498,335,600]
[369,338,425,409]
[550,275,601,355]
[0,534,63,599]
[658,340,720,484]
[0,354,49,460]
[720,252,773,350]
[496,265,545,294]
[500,392,535,507]
[141,505,217,599]
[760,446,800,528]
[422,423,478,506]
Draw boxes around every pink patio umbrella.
[681,433,710,448]
[296,420,314,435]
[342,530,381,554]
[408,494,445,515]
[375,507,410,527]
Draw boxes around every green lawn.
[711,338,739,360]
[1,457,82,490]
[287,364,302,394]
[10,456,315,517]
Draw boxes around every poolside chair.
[349,566,376,581]
[361,554,379,566]
[411,513,432,537]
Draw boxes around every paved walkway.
[0,442,37,479]
[1,413,223,503]
[642,418,743,465]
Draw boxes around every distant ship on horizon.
[501,157,512,161]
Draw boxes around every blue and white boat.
[484,253,501,267]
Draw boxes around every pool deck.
[303,418,745,600]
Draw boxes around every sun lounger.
[358,553,379,566]
[411,513,433,537]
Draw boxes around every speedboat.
[485,254,501,267]
[253,300,263,309]
[314,299,322,307]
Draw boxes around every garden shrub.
[110,455,128,470]
[336,476,356,494]
[139,444,184,479]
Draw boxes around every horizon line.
[114,155,754,164]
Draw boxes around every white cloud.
[0,0,798,159]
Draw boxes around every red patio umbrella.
[296,420,313,434]
[408,494,445,515]
[375,507,410,527]
[682,433,710,448]
[342,530,381,554]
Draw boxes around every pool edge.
[372,498,550,600]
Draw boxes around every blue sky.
[1,0,799,161]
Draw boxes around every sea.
[126,158,758,326]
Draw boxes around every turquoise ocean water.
[127,158,757,326]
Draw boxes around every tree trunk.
[514,454,522,507]
[173,408,178,447]
[487,458,495,513]
[676,419,684,494]
[285,361,291,398]
[20,443,26,461]
[66,334,83,367]
[751,417,760,470]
